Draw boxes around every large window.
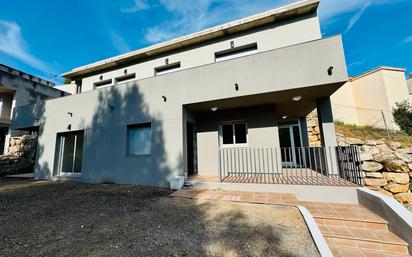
[215,43,258,62]
[127,123,152,156]
[56,131,84,174]
[220,122,248,147]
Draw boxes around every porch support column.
[316,97,339,175]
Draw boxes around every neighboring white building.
[331,67,411,130]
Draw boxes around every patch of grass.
[335,121,412,145]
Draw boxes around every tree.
[64,78,71,84]
[393,100,412,135]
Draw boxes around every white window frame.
[57,131,84,177]
[219,122,249,148]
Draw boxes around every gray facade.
[0,64,68,154]
[12,0,348,187]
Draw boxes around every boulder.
[364,178,387,187]
[394,193,412,204]
[377,143,392,152]
[394,152,412,163]
[373,152,396,163]
[382,172,410,184]
[384,183,409,193]
[389,142,401,151]
[365,140,378,146]
[362,162,383,172]
[345,138,364,145]
[378,189,393,197]
[384,160,409,173]
[360,145,381,155]
[360,153,373,161]
[398,148,412,154]
[365,172,383,178]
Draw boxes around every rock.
[362,162,383,172]
[378,189,393,197]
[373,152,396,163]
[365,140,378,146]
[398,148,412,154]
[0,135,36,177]
[389,142,401,151]
[364,178,387,187]
[382,172,410,184]
[345,138,364,145]
[384,160,409,173]
[394,152,412,163]
[376,139,386,145]
[394,193,412,204]
[365,185,381,191]
[360,153,373,161]
[360,145,381,155]
[384,183,409,193]
[365,172,384,178]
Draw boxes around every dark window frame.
[214,43,258,62]
[154,62,181,76]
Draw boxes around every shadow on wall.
[77,83,173,186]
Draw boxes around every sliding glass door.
[57,131,84,174]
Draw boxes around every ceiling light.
[211,107,218,112]
[292,96,302,101]
[282,115,288,119]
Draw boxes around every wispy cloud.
[0,20,50,72]
[400,35,412,45]
[135,0,291,44]
[109,30,131,53]
[121,0,150,13]
[343,2,370,33]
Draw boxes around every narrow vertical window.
[56,131,84,174]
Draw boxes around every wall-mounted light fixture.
[230,41,235,49]
[67,112,73,117]
[235,83,239,91]
[327,66,334,76]
[292,96,302,101]
[162,96,167,102]
[282,115,288,119]
[124,69,128,75]
[165,58,169,65]
[99,75,103,80]
[211,107,218,112]
[67,124,72,130]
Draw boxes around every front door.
[279,122,303,167]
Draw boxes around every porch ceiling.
[184,82,341,118]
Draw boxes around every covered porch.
[182,86,363,187]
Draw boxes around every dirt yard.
[0,179,319,257]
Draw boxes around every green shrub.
[393,100,412,135]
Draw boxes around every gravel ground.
[0,179,319,257]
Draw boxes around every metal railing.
[218,146,363,186]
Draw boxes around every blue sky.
[0,0,411,84]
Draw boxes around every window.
[56,131,84,174]
[155,62,181,76]
[115,73,136,84]
[94,79,112,89]
[215,43,258,62]
[127,123,152,156]
[220,122,248,147]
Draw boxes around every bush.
[393,100,412,135]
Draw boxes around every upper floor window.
[155,62,181,76]
[215,43,258,62]
[115,73,136,84]
[219,122,248,147]
[94,79,113,89]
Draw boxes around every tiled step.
[314,216,388,230]
[330,246,411,257]
[320,225,409,255]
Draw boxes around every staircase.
[307,203,410,257]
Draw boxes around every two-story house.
[12,0,353,188]
[0,64,67,155]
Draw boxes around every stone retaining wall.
[336,134,412,206]
[0,135,37,177]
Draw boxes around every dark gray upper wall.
[0,64,68,107]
